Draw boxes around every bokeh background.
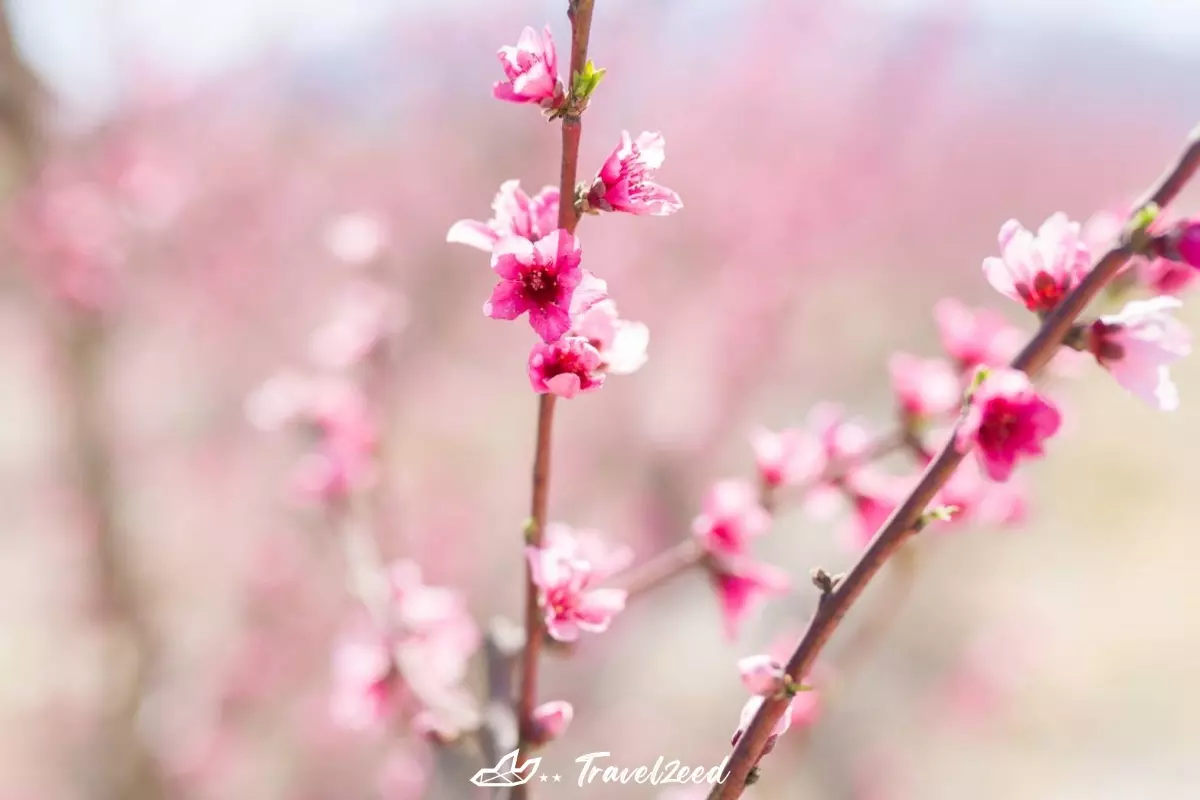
[3,1,1200,798]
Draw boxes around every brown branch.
[512,1,598,793]
[707,125,1200,800]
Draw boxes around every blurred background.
[2,0,1200,798]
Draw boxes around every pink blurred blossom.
[749,427,823,489]
[691,479,772,558]
[329,631,399,730]
[1178,219,1200,269]
[933,456,1026,528]
[708,555,789,641]
[737,654,786,696]
[842,469,910,548]
[325,213,388,265]
[1085,207,1196,295]
[982,213,1091,314]
[493,25,562,107]
[446,180,560,253]
[956,368,1061,482]
[526,547,627,642]
[543,523,634,579]
[529,700,574,744]
[310,280,406,369]
[376,747,429,799]
[933,297,1023,372]
[801,403,874,519]
[888,352,962,421]
[587,131,682,216]
[528,336,606,398]
[570,298,650,376]
[1089,297,1191,411]
[730,695,792,756]
[485,231,582,343]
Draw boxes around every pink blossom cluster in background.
[3,2,1200,799]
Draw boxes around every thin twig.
[617,430,908,599]
[707,125,1200,800]
[512,2,599,793]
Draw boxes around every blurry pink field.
[3,2,1200,800]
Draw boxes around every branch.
[707,124,1200,800]
[513,1,598,793]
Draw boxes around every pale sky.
[9,0,1200,119]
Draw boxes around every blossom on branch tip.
[1088,297,1191,411]
[543,523,634,579]
[750,427,823,490]
[570,296,650,376]
[888,352,962,422]
[446,180,559,253]
[586,131,682,216]
[708,555,789,641]
[1177,220,1200,269]
[956,368,1061,482]
[485,230,582,343]
[493,26,563,107]
[934,298,1023,372]
[738,655,786,696]
[529,700,574,745]
[692,479,772,558]
[526,547,627,642]
[731,695,792,757]
[329,630,399,730]
[982,213,1091,314]
[528,337,606,398]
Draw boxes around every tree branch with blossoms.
[709,125,1200,800]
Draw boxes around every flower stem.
[706,125,1200,800]
[512,2,599,791]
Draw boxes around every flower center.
[1018,272,1068,313]
[522,267,559,305]
[1088,321,1125,363]
[978,403,1019,451]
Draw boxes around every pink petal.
[483,281,529,320]
[446,220,499,252]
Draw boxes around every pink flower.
[446,180,559,253]
[485,230,582,343]
[801,404,874,519]
[1178,220,1200,269]
[329,631,399,730]
[325,213,388,265]
[934,298,1023,372]
[956,368,1062,482]
[842,469,909,549]
[527,547,627,642]
[749,427,823,489]
[310,280,406,368]
[933,456,1027,528]
[888,353,962,421]
[290,380,379,501]
[493,25,562,107]
[738,655,786,696]
[570,297,650,376]
[543,523,634,579]
[528,337,606,398]
[709,555,789,641]
[1084,208,1196,295]
[1088,297,1191,411]
[730,695,792,756]
[768,634,821,728]
[529,700,573,745]
[587,131,682,216]
[692,480,772,558]
[982,213,1092,314]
